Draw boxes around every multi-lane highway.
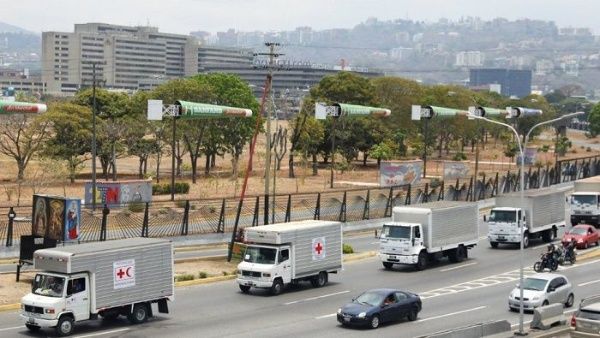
[0,213,598,338]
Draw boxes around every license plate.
[27,318,35,324]
[344,317,350,322]
[498,236,505,239]
[389,255,396,259]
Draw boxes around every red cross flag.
[113,259,136,289]
[312,237,326,260]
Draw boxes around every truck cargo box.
[392,201,479,249]
[34,238,173,310]
[244,220,342,278]
[494,188,565,231]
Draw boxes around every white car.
[508,273,574,311]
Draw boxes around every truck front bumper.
[237,277,273,288]
[379,253,418,265]
[489,234,520,243]
[571,215,599,225]
[20,314,58,328]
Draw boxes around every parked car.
[508,273,574,311]
[337,288,421,329]
[562,224,600,249]
[571,295,600,338]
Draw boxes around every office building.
[469,68,532,98]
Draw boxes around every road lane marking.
[284,290,350,305]
[72,328,130,338]
[416,306,486,323]
[579,279,600,287]
[440,262,477,272]
[0,326,22,332]
[315,313,336,319]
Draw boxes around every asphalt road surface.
[1,210,598,338]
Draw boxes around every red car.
[562,224,600,249]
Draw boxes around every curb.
[0,303,20,313]
[528,326,571,337]
[175,274,236,287]
[344,251,378,263]
[577,246,600,261]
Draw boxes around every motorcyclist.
[563,238,576,262]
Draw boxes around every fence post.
[423,183,429,203]
[285,194,291,222]
[405,184,411,205]
[180,200,190,236]
[141,202,149,237]
[217,199,226,233]
[263,194,269,225]
[438,181,444,201]
[362,190,370,220]
[339,191,347,222]
[252,196,260,227]
[384,187,394,217]
[493,172,499,196]
[6,207,15,247]
[227,198,244,262]
[466,176,473,201]
[314,193,321,220]
[100,204,109,241]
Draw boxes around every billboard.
[379,160,422,187]
[32,195,81,242]
[85,180,153,208]
[176,100,252,118]
[443,161,471,180]
[516,147,537,165]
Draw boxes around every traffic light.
[506,107,543,118]
[411,105,467,120]
[468,106,506,118]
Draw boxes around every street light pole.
[92,63,98,212]
[468,111,584,336]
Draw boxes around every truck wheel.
[416,251,427,271]
[55,315,74,337]
[382,262,393,270]
[490,242,499,249]
[270,279,284,295]
[542,230,552,243]
[522,234,530,248]
[311,272,328,288]
[239,284,251,293]
[128,303,149,324]
[448,249,458,263]
[25,324,40,332]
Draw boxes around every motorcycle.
[533,252,559,272]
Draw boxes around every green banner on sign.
[176,101,252,119]
[335,103,391,117]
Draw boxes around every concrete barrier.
[530,303,565,330]
[418,320,511,338]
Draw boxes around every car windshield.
[243,246,277,264]
[354,291,386,307]
[572,195,597,205]
[33,274,65,298]
[521,278,548,291]
[568,227,588,235]
[381,225,411,240]
[489,210,516,223]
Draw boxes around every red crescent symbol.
[126,267,132,277]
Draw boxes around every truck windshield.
[244,247,277,264]
[571,195,597,206]
[32,274,65,298]
[381,225,411,240]
[488,210,516,223]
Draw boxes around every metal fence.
[1,155,599,247]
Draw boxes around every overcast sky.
[2,0,597,35]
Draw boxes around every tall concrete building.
[42,23,199,94]
[469,68,532,98]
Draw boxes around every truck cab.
[21,272,90,333]
[237,244,292,292]
[570,192,600,226]
[487,207,526,247]
[379,222,424,267]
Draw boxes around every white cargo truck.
[236,220,342,295]
[20,238,174,336]
[570,176,600,227]
[379,201,479,271]
[487,187,566,248]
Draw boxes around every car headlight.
[262,273,271,277]
[358,312,366,318]
[578,239,583,243]
[45,308,55,314]
[531,296,540,301]
[337,308,342,314]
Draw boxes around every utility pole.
[255,42,282,224]
[91,62,98,211]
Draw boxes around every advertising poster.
[379,160,423,187]
[516,147,537,165]
[32,195,48,238]
[443,161,471,180]
[64,199,81,242]
[84,180,152,208]
[32,195,80,241]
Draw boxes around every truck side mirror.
[411,238,415,246]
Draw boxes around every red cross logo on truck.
[116,268,126,279]
[315,242,323,255]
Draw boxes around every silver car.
[571,295,600,338]
[508,273,574,311]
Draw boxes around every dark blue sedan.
[336,288,421,329]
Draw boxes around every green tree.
[370,141,394,168]
[42,103,95,183]
[588,103,600,137]
[555,136,572,157]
